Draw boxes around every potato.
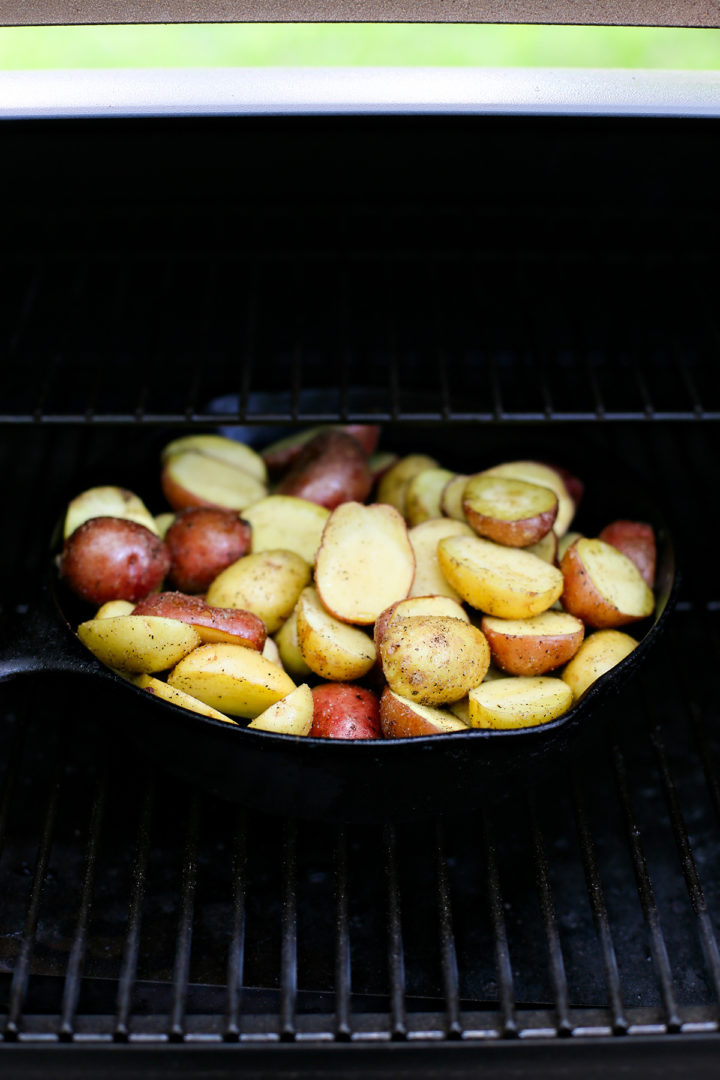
[273,607,313,680]
[549,463,584,510]
[262,636,283,668]
[161,449,267,513]
[560,538,654,628]
[262,424,380,474]
[440,474,469,522]
[60,517,170,605]
[242,495,330,564]
[380,688,470,738]
[310,683,382,739]
[408,518,475,600]
[206,549,311,634]
[376,454,439,516]
[132,592,266,650]
[96,600,135,619]
[295,587,376,681]
[598,520,656,587]
[64,486,159,539]
[368,451,399,485]
[463,474,558,547]
[438,535,564,619]
[480,461,575,537]
[168,643,296,718]
[165,507,252,594]
[78,615,200,674]
[276,430,372,510]
[405,468,457,526]
[481,610,585,676]
[557,530,583,563]
[315,502,415,625]
[248,684,314,735]
[525,530,558,565]
[162,434,267,483]
[374,594,469,653]
[468,676,572,729]
[154,512,176,539]
[379,615,490,706]
[562,629,638,700]
[128,673,236,724]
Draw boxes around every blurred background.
[0,24,718,69]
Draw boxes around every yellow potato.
[154,512,176,539]
[167,643,296,718]
[64,485,159,539]
[562,629,637,701]
[78,615,200,674]
[480,461,575,537]
[273,607,313,680]
[206,549,311,633]
[296,588,376,681]
[248,684,314,735]
[380,689,470,738]
[375,595,469,650]
[162,433,267,484]
[261,636,283,668]
[127,673,236,724]
[408,518,475,600]
[469,676,572,729]
[376,454,439,516]
[405,468,457,526]
[379,615,490,706]
[243,495,330,565]
[437,534,564,619]
[525,530,558,565]
[440,474,469,522]
[96,600,135,619]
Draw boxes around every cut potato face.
[161,451,267,514]
[128,673,236,724]
[248,684,314,735]
[167,643,296,718]
[64,486,159,539]
[562,629,637,701]
[380,688,470,738]
[481,611,585,676]
[374,594,469,652]
[379,615,490,706]
[468,677,573,729]
[440,474,469,522]
[78,615,200,674]
[315,502,415,625]
[243,495,330,565]
[481,461,575,537]
[405,468,457,527]
[561,538,654,629]
[274,607,313,680]
[261,636,283,668]
[296,588,377,681]
[162,434,267,484]
[557,531,583,563]
[376,454,439,516]
[96,600,135,619]
[463,474,558,547]
[408,518,475,600]
[206,549,311,634]
[525,530,558,565]
[438,535,564,619]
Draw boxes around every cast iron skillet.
[0,430,677,823]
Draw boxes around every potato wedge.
[243,495,330,565]
[162,434,267,484]
[296,588,376,681]
[248,684,314,735]
[128,673,236,724]
[274,606,313,680]
[161,450,267,514]
[374,594,469,652]
[562,629,637,700]
[262,636,283,668]
[64,485,159,539]
[376,454,439,516]
[525,530,558,565]
[133,592,266,650]
[481,461,575,537]
[481,611,585,676]
[311,683,382,740]
[379,615,490,706]
[78,615,200,674]
[463,474,558,547]
[380,688,470,738]
[468,676,572,729]
[206,549,311,634]
[438,535,564,619]
[408,518,475,600]
[167,643,296,718]
[440,474,469,522]
[405,468,457,526]
[96,600,135,619]
[315,502,415,625]
[561,538,654,628]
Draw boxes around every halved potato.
[296,588,376,681]
[96,600,135,619]
[78,615,200,674]
[463,474,558,547]
[133,592,266,650]
[243,495,330,564]
[557,530,583,563]
[440,474,469,522]
[262,636,283,668]
[481,610,585,676]
[374,594,469,652]
[376,454,439,516]
[481,461,575,537]
[438,535,564,619]
[128,673,236,724]
[525,530,558,565]
[64,485,159,539]
[468,676,572,729]
[315,502,415,625]
[379,615,490,706]
[405,468,457,526]
[162,434,267,484]
[206,549,311,633]
[561,538,654,628]
[380,687,470,738]
[167,643,296,718]
[248,684,314,735]
[562,629,638,701]
[161,451,267,514]
[408,518,475,600]
[273,606,313,680]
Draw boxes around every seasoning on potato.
[295,588,377,682]
[206,549,311,634]
[561,629,637,701]
[165,507,252,593]
[167,643,297,718]
[462,473,559,547]
[380,687,470,738]
[132,591,267,651]
[310,683,382,740]
[480,610,585,676]
[468,676,573,729]
[560,538,654,628]
[61,517,170,605]
[276,430,373,510]
[379,615,490,706]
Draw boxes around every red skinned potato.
[132,592,266,651]
[165,507,252,594]
[561,537,654,629]
[310,683,382,740]
[276,430,373,510]
[463,474,558,547]
[598,520,656,588]
[380,687,469,738]
[263,424,381,473]
[546,463,584,510]
[60,517,170,605]
[481,610,585,676]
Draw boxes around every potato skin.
[60,517,170,605]
[562,629,637,700]
[132,591,266,651]
[165,508,252,593]
[379,615,490,706]
[560,539,654,629]
[206,549,311,634]
[481,613,584,676]
[263,424,380,474]
[462,475,558,547]
[379,687,468,738]
[310,683,382,740]
[598,520,656,587]
[276,430,373,509]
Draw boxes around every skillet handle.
[0,586,102,684]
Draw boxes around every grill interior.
[1,113,719,1073]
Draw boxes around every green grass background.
[0,25,718,68]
